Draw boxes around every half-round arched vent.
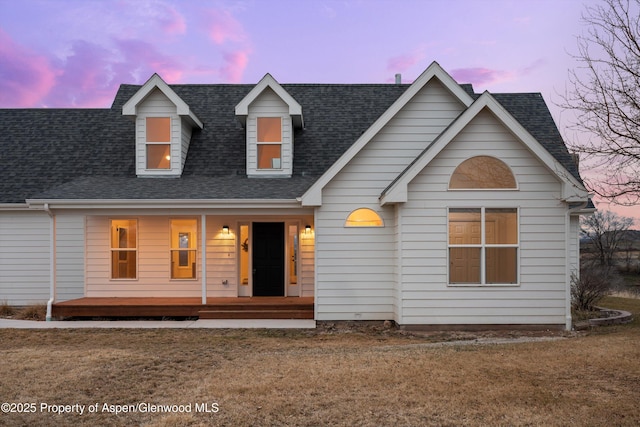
[345,208,384,227]
[449,156,517,189]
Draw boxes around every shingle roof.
[491,93,581,180]
[1,109,135,203]
[0,82,581,203]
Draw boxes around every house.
[0,62,593,329]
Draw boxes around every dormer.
[235,74,303,178]
[123,74,203,177]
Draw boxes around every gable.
[235,73,303,128]
[251,87,289,112]
[422,108,562,194]
[122,74,202,128]
[322,78,468,199]
[380,93,589,205]
[301,61,474,206]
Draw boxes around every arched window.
[449,156,517,189]
[345,208,384,227]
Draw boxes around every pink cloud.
[0,29,57,107]
[207,9,246,45]
[0,4,253,108]
[387,51,424,73]
[450,60,546,88]
[220,50,250,83]
[450,67,513,86]
[199,8,252,83]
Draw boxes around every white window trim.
[447,207,520,287]
[110,218,139,281]
[237,222,252,296]
[144,115,173,171]
[256,142,283,170]
[169,218,198,281]
[256,116,283,171]
[286,221,301,293]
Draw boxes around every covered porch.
[52,297,314,319]
[83,214,315,300]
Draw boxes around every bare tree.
[562,0,640,205]
[581,210,634,266]
[571,265,612,311]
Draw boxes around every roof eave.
[25,198,303,210]
[0,203,32,211]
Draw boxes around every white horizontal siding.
[316,79,465,321]
[55,214,85,301]
[0,211,50,305]
[181,117,193,169]
[206,216,237,297]
[398,108,567,326]
[300,225,315,297]
[86,216,201,297]
[401,314,565,325]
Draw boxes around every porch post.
[201,214,207,305]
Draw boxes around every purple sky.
[0,0,637,221]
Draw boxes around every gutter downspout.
[565,201,588,330]
[44,203,55,321]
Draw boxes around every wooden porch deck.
[52,297,315,320]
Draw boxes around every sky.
[0,0,638,223]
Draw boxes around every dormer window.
[257,117,282,169]
[146,117,171,169]
[122,73,203,178]
[235,73,303,178]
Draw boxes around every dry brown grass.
[0,301,16,318]
[13,304,47,321]
[1,298,639,426]
[0,303,47,321]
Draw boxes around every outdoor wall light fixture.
[305,225,311,234]
[222,225,230,234]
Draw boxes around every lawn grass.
[1,299,639,426]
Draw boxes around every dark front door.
[252,222,285,296]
